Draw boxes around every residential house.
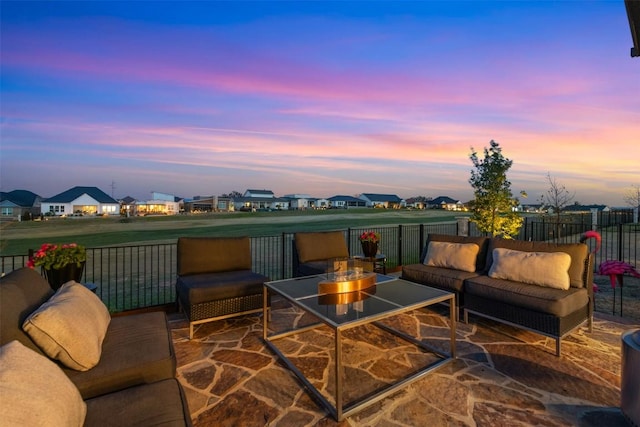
[183,196,233,213]
[328,195,366,209]
[234,189,290,211]
[405,197,427,210]
[135,192,182,216]
[283,194,312,210]
[41,186,119,216]
[119,196,137,217]
[312,198,330,209]
[428,196,464,211]
[0,190,42,220]
[359,193,404,209]
[561,204,610,213]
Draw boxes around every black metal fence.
[2,213,637,314]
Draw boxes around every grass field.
[0,209,464,255]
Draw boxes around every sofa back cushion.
[177,236,252,276]
[421,234,490,272]
[23,281,111,371]
[0,267,54,353]
[0,340,87,427]
[488,248,572,290]
[424,241,480,273]
[294,231,349,263]
[487,238,589,288]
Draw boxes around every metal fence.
[2,214,637,313]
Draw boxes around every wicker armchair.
[176,236,269,339]
[292,231,350,277]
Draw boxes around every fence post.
[591,208,598,231]
[419,224,424,256]
[456,217,469,236]
[618,223,624,261]
[281,232,286,279]
[398,225,403,266]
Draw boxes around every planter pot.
[44,262,85,291]
[361,241,378,258]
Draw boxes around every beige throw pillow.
[23,280,111,371]
[424,241,480,273]
[488,248,572,290]
[0,340,86,427]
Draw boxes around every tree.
[623,184,640,209]
[469,140,523,238]
[540,172,575,227]
[222,190,242,199]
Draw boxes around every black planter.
[44,262,85,291]
[361,241,378,258]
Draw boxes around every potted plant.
[359,231,380,258]
[28,243,87,290]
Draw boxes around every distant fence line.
[1,213,637,313]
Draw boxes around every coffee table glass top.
[265,274,452,327]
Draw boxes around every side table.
[352,254,387,274]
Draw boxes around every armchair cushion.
[176,270,267,305]
[294,231,349,263]
[177,236,252,275]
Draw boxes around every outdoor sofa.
[402,234,594,356]
[0,267,191,426]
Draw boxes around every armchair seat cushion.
[465,275,588,318]
[176,270,268,305]
[297,261,329,277]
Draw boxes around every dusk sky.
[1,1,638,205]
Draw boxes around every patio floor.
[169,301,639,427]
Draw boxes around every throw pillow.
[23,280,111,371]
[0,340,86,427]
[424,241,480,273]
[488,248,572,290]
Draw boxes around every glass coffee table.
[263,274,456,421]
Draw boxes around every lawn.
[0,209,464,255]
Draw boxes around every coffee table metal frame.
[263,275,456,421]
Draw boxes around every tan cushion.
[488,248,572,290]
[487,238,588,288]
[424,234,490,271]
[177,236,251,275]
[23,281,111,371]
[424,241,480,273]
[0,340,86,427]
[295,231,349,263]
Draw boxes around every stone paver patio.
[170,299,639,427]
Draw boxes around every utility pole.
[110,181,116,198]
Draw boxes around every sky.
[1,1,638,206]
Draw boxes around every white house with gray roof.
[41,186,119,216]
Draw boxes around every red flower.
[359,231,380,244]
